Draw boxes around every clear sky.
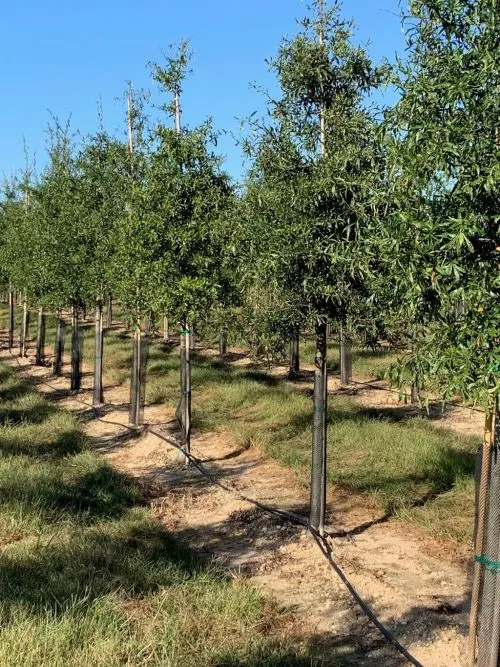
[1,0,406,184]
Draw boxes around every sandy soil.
[1,341,480,667]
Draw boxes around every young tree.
[381,1,499,662]
[240,0,384,533]
[34,123,86,385]
[0,183,23,352]
[146,44,235,453]
[111,86,156,426]
[76,126,129,406]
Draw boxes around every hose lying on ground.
[10,352,424,667]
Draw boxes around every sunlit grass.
[0,361,316,665]
[299,335,400,379]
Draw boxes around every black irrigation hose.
[312,533,425,667]
[10,352,425,666]
[146,425,425,667]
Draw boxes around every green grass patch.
[147,347,478,545]
[0,361,318,666]
[299,336,400,379]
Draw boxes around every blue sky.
[1,0,406,183]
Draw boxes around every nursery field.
[0,359,326,666]
[0,0,496,661]
[2,305,480,548]
[0,306,483,666]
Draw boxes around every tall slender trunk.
[310,6,328,536]
[219,328,228,357]
[8,290,14,350]
[411,380,420,404]
[189,323,195,349]
[35,306,45,366]
[340,323,352,386]
[163,316,169,342]
[410,329,420,404]
[289,331,300,376]
[53,310,65,376]
[469,404,499,667]
[129,324,142,426]
[176,323,192,461]
[184,323,192,453]
[70,307,81,391]
[177,324,186,429]
[147,310,155,337]
[106,294,113,328]
[19,291,28,357]
[93,303,104,407]
[310,320,328,535]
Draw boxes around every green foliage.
[111,48,237,328]
[239,0,386,342]
[380,0,499,407]
[75,131,129,305]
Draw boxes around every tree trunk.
[163,316,169,343]
[176,323,192,461]
[19,291,28,357]
[184,324,192,453]
[189,323,195,349]
[146,310,155,336]
[53,310,65,376]
[177,325,186,429]
[289,331,300,376]
[411,380,420,404]
[469,405,499,667]
[310,320,328,535]
[219,329,228,357]
[129,324,142,426]
[93,303,104,407]
[35,306,46,366]
[8,290,14,350]
[70,307,81,391]
[106,294,113,328]
[340,323,352,386]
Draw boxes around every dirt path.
[2,345,476,667]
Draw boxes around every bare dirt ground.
[2,341,481,667]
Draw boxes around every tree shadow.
[0,399,58,426]
[0,380,32,402]
[168,505,469,666]
[0,423,84,459]
[0,517,207,615]
[0,459,141,526]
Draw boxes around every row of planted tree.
[0,1,498,664]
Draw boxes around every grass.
[0,362,321,666]
[2,303,480,546]
[106,333,478,545]
[299,336,401,379]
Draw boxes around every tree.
[34,122,86,385]
[140,44,234,453]
[381,1,499,662]
[240,0,384,533]
[76,126,129,406]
